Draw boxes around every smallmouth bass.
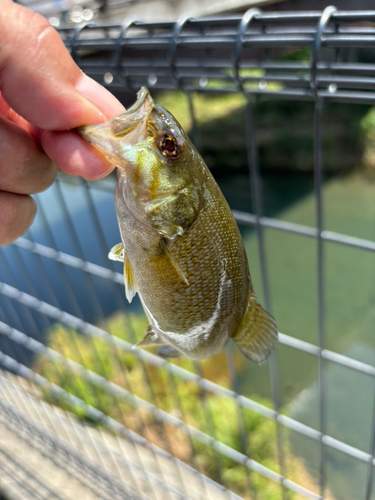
[79,88,277,362]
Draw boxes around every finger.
[0,0,125,131]
[0,116,57,194]
[0,93,37,138]
[40,130,114,180]
[0,92,114,180]
[0,191,36,246]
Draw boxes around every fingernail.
[76,73,126,120]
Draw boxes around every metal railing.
[2,6,375,500]
[61,8,375,104]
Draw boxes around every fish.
[78,87,277,362]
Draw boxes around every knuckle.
[0,117,57,194]
[0,193,36,246]
[30,156,58,194]
[29,11,54,42]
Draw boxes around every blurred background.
[15,0,375,26]
[3,2,375,500]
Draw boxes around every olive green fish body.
[115,164,249,359]
[79,88,278,362]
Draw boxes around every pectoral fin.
[108,242,137,303]
[162,241,189,286]
[108,243,125,262]
[123,255,137,303]
[232,295,278,364]
[134,326,164,348]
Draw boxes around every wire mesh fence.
[2,6,375,500]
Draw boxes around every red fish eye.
[158,134,182,159]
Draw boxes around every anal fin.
[232,295,278,364]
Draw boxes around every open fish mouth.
[77,87,154,165]
[110,87,153,136]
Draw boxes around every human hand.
[0,0,125,246]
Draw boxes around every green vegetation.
[157,89,247,131]
[279,47,310,62]
[359,106,375,173]
[33,312,321,499]
[157,90,371,175]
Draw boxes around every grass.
[32,312,325,499]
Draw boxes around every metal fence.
[2,6,375,500]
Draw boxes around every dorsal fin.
[232,295,278,364]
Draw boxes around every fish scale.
[78,87,278,362]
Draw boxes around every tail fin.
[232,295,278,364]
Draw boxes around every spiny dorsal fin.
[134,326,163,348]
[108,243,124,262]
[232,295,278,364]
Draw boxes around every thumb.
[0,0,125,130]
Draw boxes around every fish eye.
[158,134,182,160]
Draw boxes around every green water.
[218,170,375,499]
